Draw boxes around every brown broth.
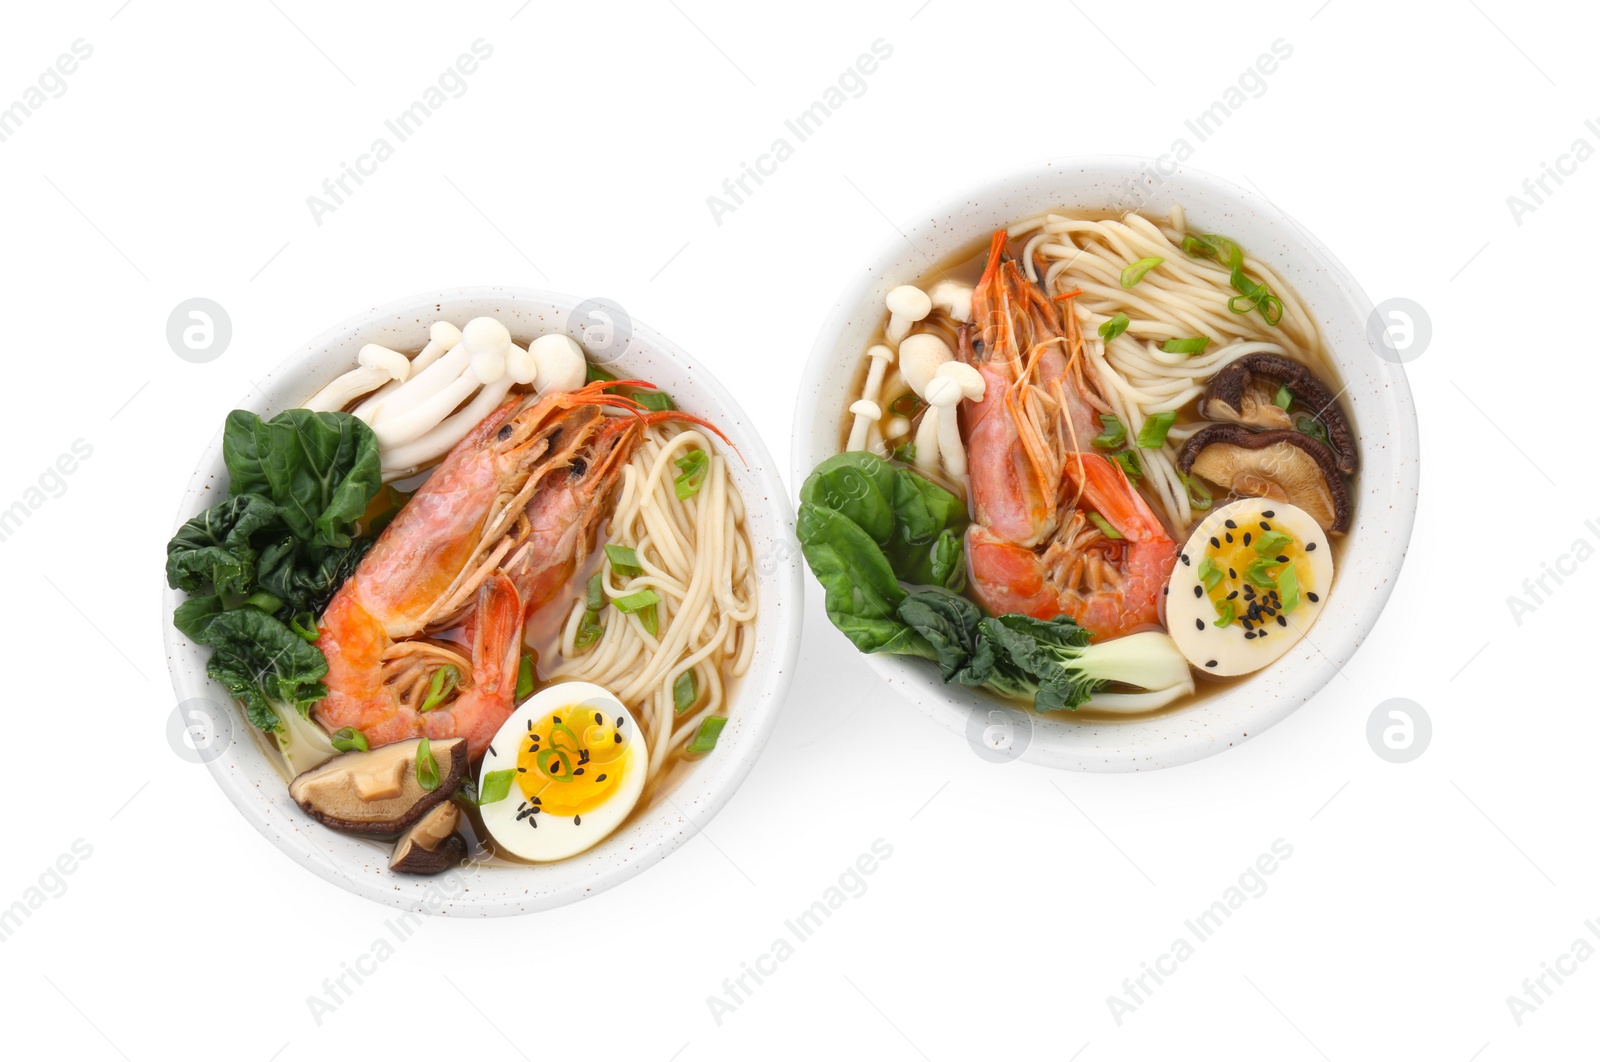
[833,210,1355,720]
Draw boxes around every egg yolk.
[516,706,630,816]
[1196,514,1314,634]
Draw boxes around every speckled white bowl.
[793,157,1419,772]
[164,288,802,915]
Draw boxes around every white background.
[1,1,1595,1058]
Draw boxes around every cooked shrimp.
[959,230,1176,640]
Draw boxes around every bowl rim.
[163,285,803,914]
[792,155,1420,772]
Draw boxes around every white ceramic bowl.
[793,157,1419,772]
[164,287,803,915]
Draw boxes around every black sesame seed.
[527,719,533,731]
[1194,585,1203,598]
[1181,553,1191,566]
[574,768,584,775]
[1257,628,1267,637]
[1276,555,1289,563]
[615,716,624,728]
[531,796,540,804]
[595,711,603,723]
[1225,532,1234,543]
[614,733,622,743]
[1262,510,1275,518]
[1226,590,1238,600]
[1163,586,1169,596]
[528,818,538,828]
[1205,660,1218,668]
[553,715,561,725]
[1195,619,1205,631]
[1210,537,1220,548]
[1277,615,1287,627]
[1306,542,1317,551]
[1228,568,1237,579]
[517,766,527,773]
[1225,519,1237,529]
[1259,520,1271,531]
[574,815,582,826]
[488,743,497,757]
[1243,532,1252,546]
[1244,631,1257,639]
[1307,592,1320,602]
[596,774,607,782]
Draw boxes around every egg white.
[1166,499,1333,677]
[478,681,647,862]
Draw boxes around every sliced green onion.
[613,588,661,614]
[1197,555,1223,592]
[1274,385,1293,410]
[1088,512,1123,540]
[1213,599,1236,627]
[1245,558,1279,588]
[585,363,617,384]
[330,727,367,753]
[686,715,728,755]
[1120,256,1163,288]
[515,654,535,699]
[1277,563,1300,614]
[478,768,516,806]
[1297,415,1329,446]
[1254,530,1293,556]
[1092,414,1127,449]
[1135,411,1177,448]
[639,605,658,637]
[675,449,710,499]
[574,610,604,650]
[629,388,675,412]
[604,544,642,576]
[245,591,283,614]
[673,669,698,715]
[1160,337,1210,355]
[289,612,320,642]
[585,571,605,612]
[1098,313,1130,341]
[1110,449,1143,480]
[1181,473,1212,511]
[889,393,922,418]
[891,441,917,464]
[419,665,459,713]
[416,737,439,792]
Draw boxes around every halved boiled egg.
[1166,499,1333,677]
[478,681,646,862]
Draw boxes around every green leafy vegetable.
[604,544,643,576]
[478,768,516,805]
[289,612,319,642]
[1135,411,1177,448]
[1160,337,1210,355]
[798,452,968,592]
[416,737,440,792]
[173,597,329,732]
[1121,256,1163,288]
[673,670,698,715]
[674,450,709,499]
[222,409,381,551]
[1092,415,1127,449]
[977,618,1191,713]
[686,716,728,754]
[1098,313,1130,341]
[330,727,368,753]
[629,389,675,412]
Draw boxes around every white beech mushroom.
[528,333,587,394]
[355,322,462,422]
[302,343,412,413]
[928,279,974,323]
[372,317,510,453]
[897,332,955,398]
[931,362,984,478]
[885,285,932,345]
[845,344,895,451]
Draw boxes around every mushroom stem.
[355,322,462,421]
[303,343,412,413]
[913,407,941,476]
[382,375,517,477]
[846,399,882,452]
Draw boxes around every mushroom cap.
[934,361,985,401]
[898,332,954,398]
[288,737,468,836]
[849,399,883,420]
[428,320,463,347]
[1179,426,1352,532]
[529,333,587,394]
[461,317,512,384]
[928,279,974,323]
[924,375,963,408]
[388,802,467,875]
[357,343,412,381]
[866,343,895,363]
[1200,353,1357,474]
[505,342,539,385]
[886,285,933,321]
